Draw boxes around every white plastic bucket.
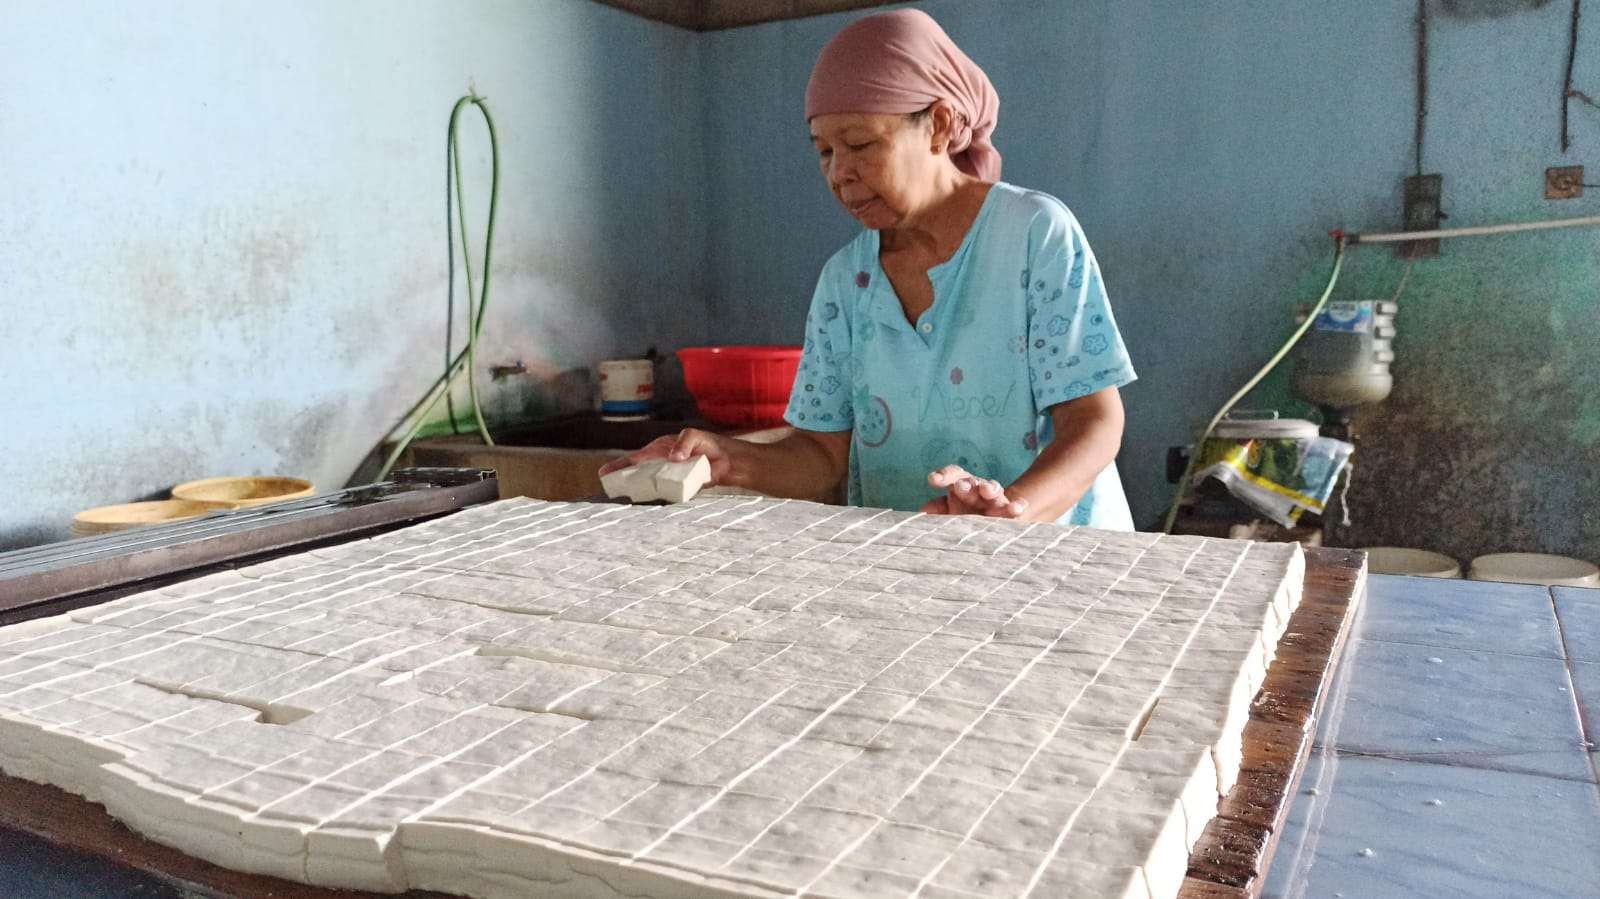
[1212,417,1320,440]
[1467,552,1599,588]
[1362,547,1461,579]
[598,359,653,421]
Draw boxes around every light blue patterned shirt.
[784,183,1137,529]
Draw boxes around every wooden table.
[0,548,1366,899]
[1178,546,1367,898]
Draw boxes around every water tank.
[1293,300,1397,409]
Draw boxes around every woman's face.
[810,111,943,230]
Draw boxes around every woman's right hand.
[923,465,1030,518]
[597,428,743,487]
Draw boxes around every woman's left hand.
[921,466,1030,518]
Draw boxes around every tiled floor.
[1265,576,1600,899]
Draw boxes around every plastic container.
[72,499,213,537]
[1467,552,1600,588]
[1210,415,1320,440]
[1362,547,1462,579]
[677,346,802,429]
[172,476,315,510]
[1293,299,1397,408]
[598,359,654,421]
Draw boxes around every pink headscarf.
[805,9,1001,181]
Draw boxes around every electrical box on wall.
[1400,174,1443,258]
[1546,165,1584,199]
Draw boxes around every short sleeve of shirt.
[784,265,854,432]
[1023,202,1136,410]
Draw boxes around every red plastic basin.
[677,345,803,429]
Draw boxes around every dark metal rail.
[0,468,499,622]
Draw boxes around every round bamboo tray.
[170,476,315,510]
[71,499,213,537]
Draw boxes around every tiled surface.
[0,496,1304,898]
[1555,587,1600,664]
[1360,576,1561,659]
[1265,756,1600,899]
[1262,745,1335,894]
[1269,574,1600,898]
[1327,639,1591,780]
[1570,661,1600,740]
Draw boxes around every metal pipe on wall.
[1347,214,1600,244]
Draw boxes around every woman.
[601,9,1136,529]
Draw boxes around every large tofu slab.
[0,497,1302,898]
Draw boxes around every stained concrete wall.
[699,0,1600,563]
[8,0,1596,565]
[0,0,707,546]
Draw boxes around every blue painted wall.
[0,0,707,546]
[700,0,1600,561]
[6,0,1596,564]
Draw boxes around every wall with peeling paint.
[698,0,1600,563]
[0,0,707,547]
[7,0,1596,565]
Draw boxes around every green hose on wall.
[375,94,501,483]
[1161,236,1347,534]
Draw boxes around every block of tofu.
[600,456,712,504]
[0,497,1308,899]
[600,463,660,503]
[652,456,712,503]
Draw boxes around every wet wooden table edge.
[1177,546,1368,899]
